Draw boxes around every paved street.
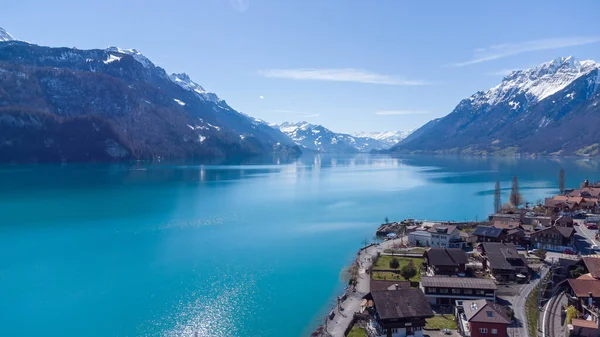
[574,220,600,254]
[504,266,548,337]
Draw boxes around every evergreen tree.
[559,168,565,194]
[510,176,521,207]
[494,181,501,214]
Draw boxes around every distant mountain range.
[390,56,600,156]
[0,28,300,163]
[274,122,407,153]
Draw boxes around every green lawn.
[372,256,423,282]
[347,326,367,337]
[425,315,458,330]
[525,285,540,337]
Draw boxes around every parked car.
[587,223,598,230]
[564,248,577,255]
[515,245,526,250]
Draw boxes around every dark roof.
[506,228,525,236]
[530,225,574,238]
[371,289,434,320]
[567,279,600,297]
[427,224,458,234]
[492,220,521,230]
[425,248,468,266]
[556,215,573,223]
[472,226,503,238]
[420,276,497,290]
[370,280,411,292]
[582,257,600,279]
[481,242,528,271]
[463,299,511,324]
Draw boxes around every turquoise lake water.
[0,154,598,337]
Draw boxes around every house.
[504,228,529,247]
[428,224,462,248]
[569,319,599,337]
[491,220,521,231]
[479,243,528,282]
[423,248,468,276]
[370,280,411,292]
[460,231,477,245]
[566,257,600,314]
[555,215,574,227]
[368,289,434,337]
[420,276,497,305]
[408,230,431,247]
[455,299,510,337]
[472,226,505,243]
[529,225,575,252]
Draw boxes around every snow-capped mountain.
[276,122,392,153]
[392,56,600,156]
[0,27,300,163]
[352,130,411,147]
[0,27,15,42]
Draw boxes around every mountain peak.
[0,27,15,42]
[106,46,154,69]
[169,73,207,93]
[477,56,600,106]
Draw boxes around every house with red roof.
[455,299,511,337]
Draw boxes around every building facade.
[420,276,497,305]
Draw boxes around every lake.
[0,154,597,337]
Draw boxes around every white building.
[428,224,462,248]
[408,230,431,247]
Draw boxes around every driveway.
[505,266,549,337]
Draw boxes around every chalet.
[428,224,462,248]
[472,226,504,243]
[480,242,528,282]
[504,228,528,247]
[420,276,497,305]
[529,225,575,252]
[423,248,468,276]
[555,215,574,227]
[455,299,511,337]
[566,257,600,315]
[368,289,434,337]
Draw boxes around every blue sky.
[3,0,600,133]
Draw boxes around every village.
[314,178,600,337]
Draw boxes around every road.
[507,267,548,337]
[574,221,600,255]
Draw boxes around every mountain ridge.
[275,121,399,153]
[0,27,301,163]
[390,56,600,156]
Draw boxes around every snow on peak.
[169,73,207,93]
[475,56,600,107]
[352,130,410,142]
[0,27,15,42]
[106,46,154,68]
[169,72,226,107]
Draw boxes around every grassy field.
[425,315,458,330]
[347,326,367,337]
[372,256,423,282]
[525,285,540,337]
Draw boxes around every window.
[439,288,448,293]
[464,289,473,294]
[428,287,437,293]
[491,329,498,334]
[476,290,485,295]
[452,288,461,294]
[480,328,488,334]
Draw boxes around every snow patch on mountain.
[0,27,15,42]
[352,130,411,146]
[106,46,154,69]
[103,54,122,64]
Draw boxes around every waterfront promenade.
[324,239,403,336]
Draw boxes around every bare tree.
[510,176,522,207]
[559,168,565,194]
[494,181,501,214]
